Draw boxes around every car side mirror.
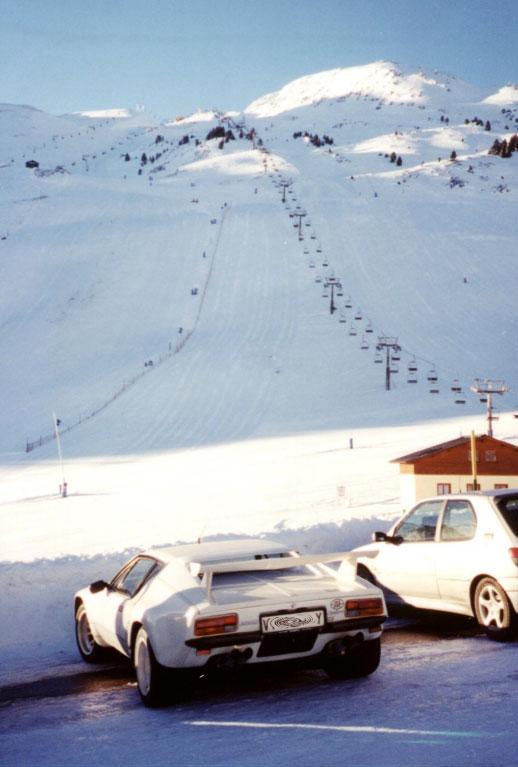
[89,580,109,594]
[372,531,404,545]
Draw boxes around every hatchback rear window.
[495,495,518,536]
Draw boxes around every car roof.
[144,538,290,565]
[409,489,518,506]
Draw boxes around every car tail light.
[194,613,238,636]
[345,598,384,617]
[509,548,518,566]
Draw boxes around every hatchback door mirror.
[89,580,109,594]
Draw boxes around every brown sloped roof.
[391,434,518,465]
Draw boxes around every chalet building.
[393,435,518,509]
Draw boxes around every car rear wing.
[189,551,372,599]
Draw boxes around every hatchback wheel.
[474,577,516,641]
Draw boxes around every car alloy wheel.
[474,577,516,641]
[75,604,104,662]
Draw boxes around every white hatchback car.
[354,490,518,640]
[74,538,387,706]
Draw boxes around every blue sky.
[2,0,516,117]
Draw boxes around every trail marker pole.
[53,413,67,497]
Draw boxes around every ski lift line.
[25,204,233,454]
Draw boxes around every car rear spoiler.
[189,551,373,599]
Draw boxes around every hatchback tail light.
[345,598,384,617]
[509,548,518,566]
[194,613,238,636]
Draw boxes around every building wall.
[400,473,518,508]
[407,436,518,476]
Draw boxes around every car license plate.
[261,609,325,634]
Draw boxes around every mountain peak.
[245,61,479,117]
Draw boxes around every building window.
[466,482,481,491]
[485,450,497,462]
[494,483,508,489]
[437,483,451,495]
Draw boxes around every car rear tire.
[75,603,106,663]
[474,577,516,641]
[133,627,172,707]
[324,637,381,680]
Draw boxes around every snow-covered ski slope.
[1,60,518,561]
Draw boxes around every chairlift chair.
[349,323,358,337]
[407,373,418,384]
[354,309,363,321]
[374,351,383,363]
[322,259,329,267]
[339,310,347,324]
[429,386,440,394]
[360,336,369,350]
[427,368,438,383]
[451,379,462,393]
[309,259,315,268]
[345,297,353,308]
[315,274,322,283]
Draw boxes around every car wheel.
[474,577,516,641]
[75,603,105,663]
[324,637,381,680]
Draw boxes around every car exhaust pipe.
[325,633,364,657]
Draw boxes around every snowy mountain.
[1,60,518,564]
[245,61,483,117]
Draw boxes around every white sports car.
[74,538,387,706]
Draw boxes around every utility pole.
[324,277,343,314]
[376,337,401,391]
[470,379,508,437]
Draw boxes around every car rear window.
[495,495,518,536]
